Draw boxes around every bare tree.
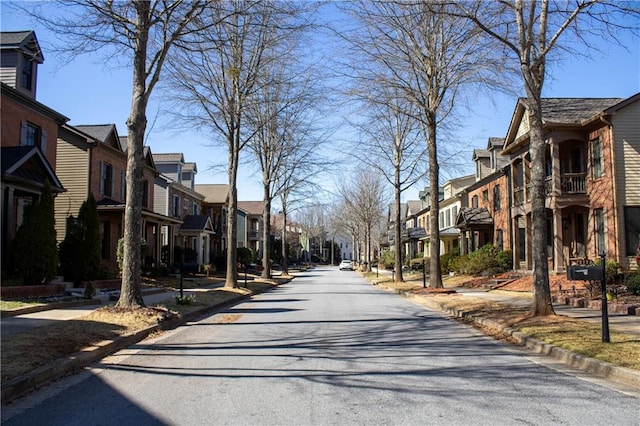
[343,1,503,287]
[451,1,640,316]
[349,84,426,281]
[337,170,388,271]
[23,1,208,307]
[295,204,328,262]
[166,1,292,288]
[245,33,326,279]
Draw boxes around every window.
[493,186,501,211]
[21,56,33,90]
[121,171,127,201]
[496,229,504,251]
[624,207,640,256]
[595,208,605,254]
[101,221,111,260]
[142,180,149,208]
[472,195,479,208]
[592,137,602,178]
[446,210,451,227]
[20,122,47,152]
[193,202,199,215]
[452,206,458,222]
[439,212,444,229]
[100,163,113,196]
[482,190,489,202]
[173,195,180,217]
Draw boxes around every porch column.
[460,231,467,256]
[204,235,210,265]
[526,214,533,270]
[197,233,204,266]
[553,209,564,273]
[550,137,561,196]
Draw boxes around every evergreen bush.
[59,195,101,284]
[623,272,640,295]
[11,180,58,284]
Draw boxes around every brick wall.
[0,95,59,167]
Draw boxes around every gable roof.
[180,215,214,232]
[455,207,493,230]
[153,153,184,164]
[183,162,197,173]
[73,124,115,143]
[238,201,264,215]
[0,30,44,63]
[196,184,229,203]
[1,146,64,192]
[503,97,625,154]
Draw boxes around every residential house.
[195,183,229,261]
[384,202,408,259]
[419,176,474,256]
[1,31,67,272]
[402,199,427,260]
[238,201,265,259]
[457,138,511,255]
[501,95,640,272]
[56,125,176,272]
[153,153,212,269]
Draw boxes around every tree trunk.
[225,130,239,288]
[281,202,289,275]
[427,114,443,288]
[261,185,271,279]
[524,97,555,316]
[394,177,403,282]
[117,3,150,308]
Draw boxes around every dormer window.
[21,56,33,90]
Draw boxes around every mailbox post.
[599,252,610,343]
[566,254,610,343]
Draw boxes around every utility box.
[567,265,603,281]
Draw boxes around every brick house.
[501,94,640,272]
[1,31,67,272]
[457,138,511,255]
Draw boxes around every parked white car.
[339,260,354,271]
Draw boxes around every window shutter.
[40,129,47,153]
[20,121,27,145]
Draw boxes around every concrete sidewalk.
[0,283,223,339]
[453,288,640,337]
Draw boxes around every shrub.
[440,247,460,274]
[380,250,395,269]
[11,180,58,284]
[624,272,640,295]
[175,294,197,305]
[496,250,513,271]
[59,195,101,284]
[410,256,428,270]
[461,244,499,275]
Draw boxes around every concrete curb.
[1,285,279,405]
[1,299,102,318]
[398,289,640,390]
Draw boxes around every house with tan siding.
[56,125,179,273]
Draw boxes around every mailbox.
[567,265,603,281]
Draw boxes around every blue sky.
[2,3,639,202]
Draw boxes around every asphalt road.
[3,267,639,425]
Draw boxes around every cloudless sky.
[2,2,639,203]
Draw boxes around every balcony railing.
[249,230,260,239]
[561,173,587,193]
